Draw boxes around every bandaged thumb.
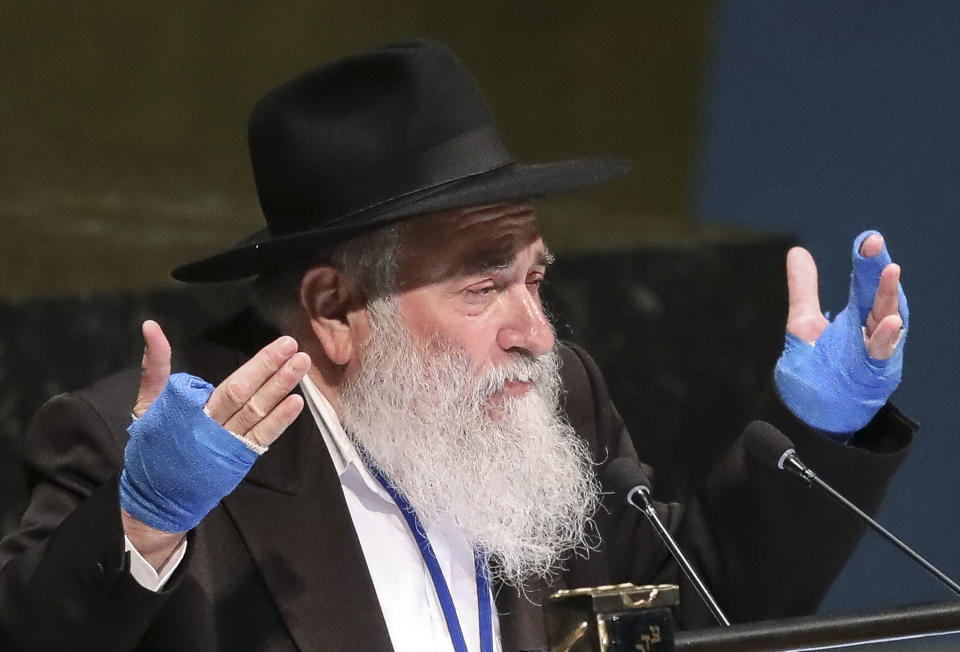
[119,373,260,532]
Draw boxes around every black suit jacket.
[0,311,914,651]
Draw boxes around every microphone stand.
[781,451,960,598]
[627,485,732,627]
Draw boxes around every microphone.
[604,458,731,627]
[743,420,960,598]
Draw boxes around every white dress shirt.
[127,377,501,652]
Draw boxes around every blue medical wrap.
[774,231,908,436]
[119,373,260,532]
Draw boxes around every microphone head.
[742,420,796,470]
[603,458,651,502]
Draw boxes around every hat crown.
[172,40,629,283]
[249,39,508,234]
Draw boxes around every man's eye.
[466,285,496,296]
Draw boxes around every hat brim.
[172,156,631,283]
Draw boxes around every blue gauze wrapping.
[774,230,909,436]
[119,373,260,532]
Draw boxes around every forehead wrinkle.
[455,238,549,278]
[396,203,543,288]
[452,202,536,224]
[443,204,537,237]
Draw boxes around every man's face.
[338,206,599,585]
[389,203,556,401]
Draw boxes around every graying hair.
[252,225,401,331]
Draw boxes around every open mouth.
[499,379,533,398]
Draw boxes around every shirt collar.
[299,376,392,501]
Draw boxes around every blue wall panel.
[697,1,960,611]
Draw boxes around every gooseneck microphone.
[743,420,960,598]
[604,458,731,627]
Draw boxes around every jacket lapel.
[188,312,393,651]
[222,408,394,651]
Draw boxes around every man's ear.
[299,266,363,366]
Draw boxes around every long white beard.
[339,298,600,587]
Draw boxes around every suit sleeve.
[560,342,914,628]
[0,392,176,652]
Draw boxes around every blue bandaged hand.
[120,373,260,532]
[121,321,308,535]
[775,231,908,435]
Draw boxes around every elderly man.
[0,40,912,652]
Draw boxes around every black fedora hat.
[172,39,630,282]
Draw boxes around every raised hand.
[132,320,308,444]
[786,234,904,358]
[121,321,309,568]
[776,231,908,435]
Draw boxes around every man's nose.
[496,285,555,356]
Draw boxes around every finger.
[785,247,829,344]
[244,394,305,448]
[850,230,893,320]
[223,351,311,435]
[133,320,172,418]
[205,336,299,424]
[865,263,901,337]
[865,313,903,360]
[858,233,884,258]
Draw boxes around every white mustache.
[477,353,554,398]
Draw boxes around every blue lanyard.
[366,463,494,652]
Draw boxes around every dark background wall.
[697,1,960,613]
[0,2,715,298]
